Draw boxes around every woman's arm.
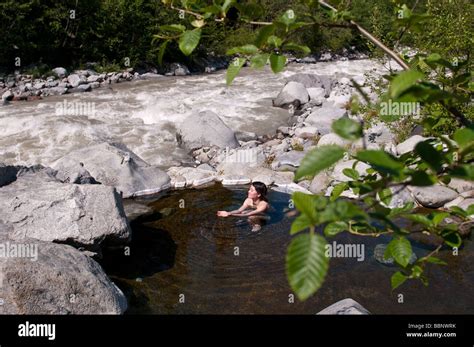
[217,199,250,217]
[230,202,268,217]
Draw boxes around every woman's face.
[248,185,260,199]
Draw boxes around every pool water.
[100,184,474,314]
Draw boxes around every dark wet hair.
[252,181,268,202]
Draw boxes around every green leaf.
[286,233,329,301]
[425,256,447,265]
[178,29,201,56]
[290,214,312,235]
[318,200,367,223]
[432,212,450,227]
[342,168,359,180]
[270,54,286,73]
[283,43,311,54]
[226,44,259,55]
[453,128,474,149]
[449,206,468,218]
[409,171,437,186]
[159,24,186,32]
[267,35,282,48]
[280,9,296,26]
[440,230,462,248]
[295,145,345,180]
[332,118,363,140]
[451,165,474,181]
[405,214,433,227]
[391,271,408,290]
[250,53,270,69]
[330,182,348,201]
[226,57,246,85]
[414,141,443,172]
[355,150,404,176]
[466,204,474,216]
[385,237,413,267]
[378,188,392,206]
[389,70,425,99]
[324,221,348,237]
[157,40,170,66]
[255,24,275,47]
[292,192,318,223]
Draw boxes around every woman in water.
[217,181,270,231]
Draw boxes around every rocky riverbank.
[0,58,472,314]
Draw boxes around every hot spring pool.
[100,184,474,314]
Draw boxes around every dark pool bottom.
[100,184,474,314]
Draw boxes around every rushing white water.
[0,59,387,168]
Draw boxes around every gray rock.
[33,82,46,90]
[317,133,350,147]
[396,135,428,156]
[305,104,347,135]
[0,175,131,251]
[235,131,258,142]
[171,63,190,76]
[67,74,86,88]
[286,74,333,97]
[447,178,474,194]
[309,171,332,194]
[411,185,458,208]
[306,87,326,101]
[46,80,59,88]
[140,73,163,80]
[196,163,215,172]
[330,160,370,182]
[366,122,395,145]
[52,67,68,78]
[380,184,416,209]
[273,81,310,108]
[167,167,216,187]
[0,236,127,314]
[51,142,171,198]
[43,87,68,96]
[317,298,370,315]
[221,175,251,186]
[76,84,91,92]
[271,151,307,171]
[176,110,239,151]
[295,126,319,139]
[89,82,100,89]
[2,90,13,102]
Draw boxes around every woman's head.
[248,181,268,202]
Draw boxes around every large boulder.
[411,185,458,208]
[286,74,333,97]
[273,81,310,108]
[51,142,171,198]
[271,151,307,171]
[52,67,68,78]
[67,74,87,88]
[396,135,428,156]
[0,173,131,252]
[305,103,347,135]
[176,111,239,151]
[317,298,370,315]
[330,160,371,182]
[0,234,127,314]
